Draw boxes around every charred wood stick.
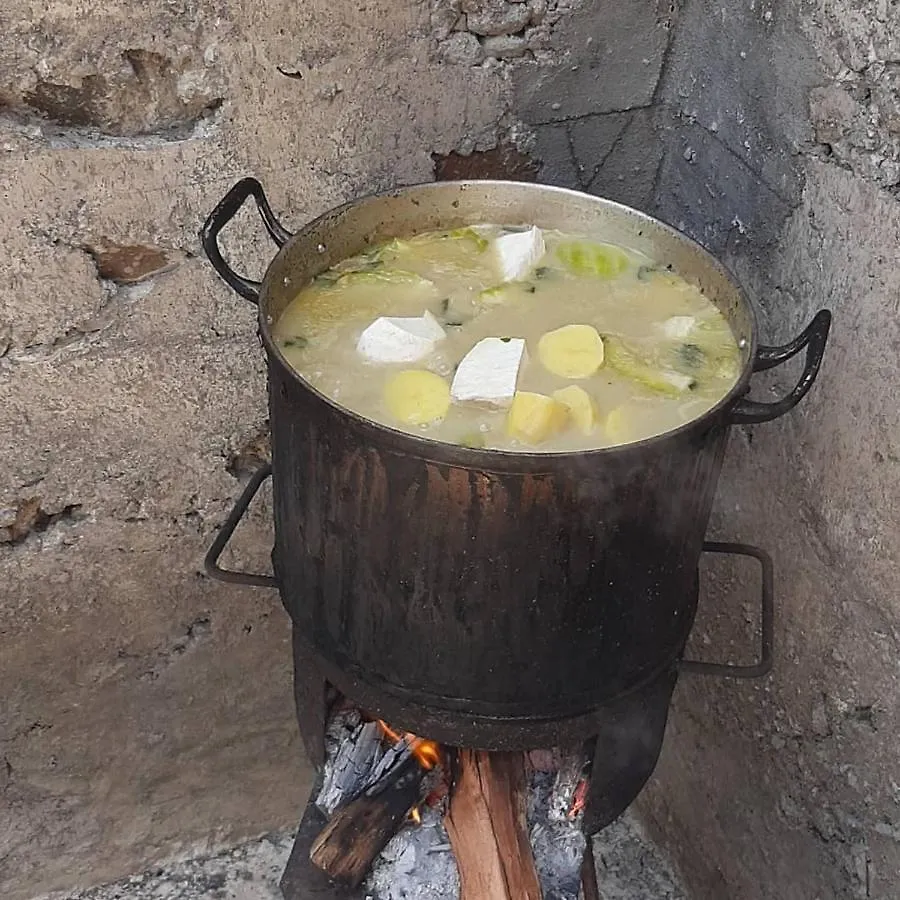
[309,750,425,888]
[445,749,543,900]
[581,838,602,900]
[317,721,383,816]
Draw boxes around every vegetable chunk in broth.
[273,225,741,451]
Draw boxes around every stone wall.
[0,3,508,898]
[513,0,677,212]
[630,3,900,899]
[515,1,899,896]
[3,0,899,897]
[432,0,561,65]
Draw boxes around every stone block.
[462,0,531,36]
[643,132,900,900]
[530,123,580,189]
[0,536,310,900]
[514,0,670,123]
[654,120,793,259]
[581,109,662,212]
[19,49,224,138]
[439,32,485,65]
[809,83,864,145]
[659,0,815,206]
[431,4,462,40]
[568,112,629,174]
[804,63,900,191]
[481,34,529,59]
[0,4,228,139]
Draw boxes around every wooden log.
[281,777,368,900]
[445,750,543,900]
[581,839,603,900]
[309,751,424,888]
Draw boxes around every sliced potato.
[553,385,598,434]
[538,324,605,379]
[604,407,633,445]
[507,391,568,445]
[384,370,451,426]
[556,240,630,279]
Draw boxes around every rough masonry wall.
[630,2,900,899]
[512,0,677,214]
[513,1,899,896]
[0,3,507,898]
[4,0,898,897]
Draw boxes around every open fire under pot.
[200,178,832,899]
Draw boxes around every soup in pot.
[272,225,741,451]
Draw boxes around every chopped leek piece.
[605,337,696,396]
[556,240,631,279]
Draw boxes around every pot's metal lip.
[257,179,759,466]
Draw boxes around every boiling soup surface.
[273,225,741,451]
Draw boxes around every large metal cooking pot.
[200,177,830,748]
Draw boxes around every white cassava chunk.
[662,316,697,339]
[451,337,527,408]
[356,311,446,363]
[493,226,545,282]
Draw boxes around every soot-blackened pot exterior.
[269,360,725,722]
[201,178,831,747]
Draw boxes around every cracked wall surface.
[0,2,508,898]
[516,1,898,897]
[512,0,676,210]
[632,3,899,899]
[4,0,899,897]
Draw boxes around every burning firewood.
[445,749,544,900]
[310,748,427,888]
[316,719,384,815]
[306,714,587,898]
[309,720,443,889]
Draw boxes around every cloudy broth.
[273,225,741,452]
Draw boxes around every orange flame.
[410,737,442,771]
[409,805,422,825]
[378,721,403,744]
[376,720,442,771]
[569,777,590,819]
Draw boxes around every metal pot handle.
[204,463,278,588]
[200,177,293,305]
[680,541,774,679]
[729,309,832,425]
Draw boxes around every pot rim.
[257,179,757,464]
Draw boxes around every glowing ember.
[569,777,590,819]
[377,720,443,771]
